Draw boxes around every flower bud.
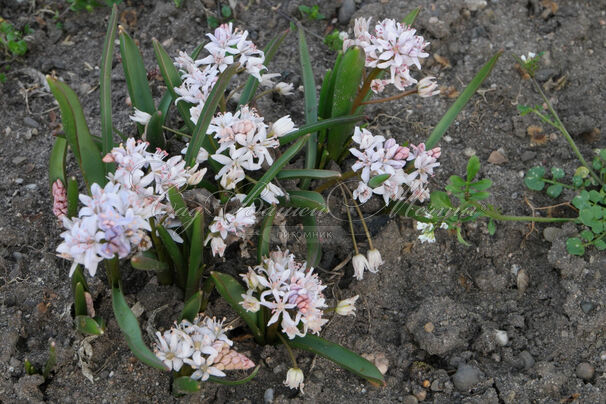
[129,107,152,125]
[187,168,207,185]
[367,249,383,273]
[270,115,296,137]
[336,295,359,316]
[393,146,410,160]
[274,82,294,96]
[352,254,370,280]
[417,76,440,98]
[284,367,304,392]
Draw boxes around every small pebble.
[12,156,26,165]
[463,147,476,157]
[263,388,274,403]
[488,149,507,164]
[15,178,24,185]
[424,322,435,333]
[25,184,38,191]
[452,364,481,391]
[520,150,536,162]
[580,301,594,314]
[543,227,562,242]
[444,135,453,142]
[403,395,419,404]
[518,350,534,369]
[23,117,40,128]
[338,0,356,24]
[494,330,508,346]
[576,362,594,381]
[465,0,487,11]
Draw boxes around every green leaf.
[524,166,546,191]
[71,265,89,294]
[290,334,385,386]
[487,218,496,235]
[279,115,365,145]
[594,239,606,251]
[156,224,185,286]
[49,137,67,189]
[173,376,201,393]
[75,315,105,335]
[238,30,289,107]
[402,6,421,25]
[469,191,491,201]
[368,173,391,188]
[119,27,155,121]
[580,229,594,242]
[66,176,79,218]
[318,68,334,119]
[173,0,184,7]
[243,135,309,206]
[302,213,322,267]
[546,184,563,198]
[208,365,260,385]
[145,110,166,150]
[221,5,232,17]
[210,271,261,339]
[100,4,118,170]
[130,254,169,271]
[566,237,585,256]
[449,175,466,188]
[298,25,318,190]
[469,178,492,191]
[257,207,276,263]
[168,187,193,238]
[279,190,328,212]
[112,286,167,370]
[186,211,204,300]
[275,169,341,180]
[572,175,583,188]
[47,76,106,189]
[425,51,502,148]
[430,191,453,209]
[180,291,202,322]
[185,63,239,167]
[326,46,366,160]
[43,342,57,379]
[551,167,565,180]
[152,38,194,131]
[74,282,88,316]
[466,155,480,182]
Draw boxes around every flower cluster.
[416,217,448,243]
[173,23,267,125]
[240,250,357,339]
[208,106,295,198]
[205,204,256,257]
[52,179,68,220]
[57,138,206,277]
[350,127,440,205]
[342,18,430,93]
[154,315,254,381]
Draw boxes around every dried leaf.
[434,53,451,68]
[440,86,460,98]
[517,268,529,295]
[527,125,547,145]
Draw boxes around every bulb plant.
[47,4,501,393]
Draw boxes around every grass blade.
[100,4,118,171]
[426,51,502,148]
[112,285,167,370]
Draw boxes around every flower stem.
[277,332,298,368]
[350,67,381,113]
[340,182,374,250]
[162,125,191,139]
[339,183,359,254]
[360,88,418,106]
[314,170,358,193]
[468,201,575,223]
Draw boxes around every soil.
[1,0,606,403]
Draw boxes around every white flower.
[284,367,304,392]
[366,249,383,273]
[260,182,284,204]
[352,253,371,280]
[274,82,294,95]
[129,108,151,125]
[417,76,440,98]
[520,52,536,62]
[269,115,297,137]
[154,330,194,371]
[353,181,373,204]
[240,290,261,312]
[185,351,226,381]
[335,295,359,316]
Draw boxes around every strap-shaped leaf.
[279,190,328,212]
[185,63,239,167]
[157,91,172,125]
[279,115,364,145]
[180,290,202,322]
[210,271,261,339]
[130,254,169,271]
[152,39,194,131]
[47,76,106,189]
[326,47,365,160]
[119,27,155,119]
[425,51,502,148]
[111,286,167,370]
[156,224,185,287]
[257,206,276,263]
[318,52,342,121]
[173,376,201,393]
[71,264,88,292]
[66,176,79,218]
[298,25,318,190]
[290,334,385,386]
[302,214,322,267]
[402,6,421,25]
[75,315,105,335]
[49,137,67,189]
[238,29,289,107]
[74,282,88,316]
[100,4,118,171]
[168,187,193,239]
[276,169,341,180]
[242,134,309,206]
[145,110,166,150]
[186,211,204,299]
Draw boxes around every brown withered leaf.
[434,53,451,68]
[514,63,531,80]
[527,125,548,145]
[440,86,460,98]
[579,128,600,144]
[543,74,567,92]
[120,9,137,28]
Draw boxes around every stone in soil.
[575,362,594,381]
[452,364,482,391]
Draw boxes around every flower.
[274,82,294,95]
[241,290,261,312]
[269,115,297,137]
[335,295,359,316]
[367,249,383,272]
[520,52,536,62]
[154,329,194,371]
[352,253,371,280]
[417,76,440,98]
[284,367,304,392]
[129,108,152,125]
[185,351,226,381]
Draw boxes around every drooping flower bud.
[352,254,371,280]
[129,107,152,125]
[367,249,383,273]
[284,367,304,392]
[417,76,440,98]
[335,295,359,316]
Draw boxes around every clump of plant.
[299,4,325,21]
[47,4,499,394]
[0,18,32,57]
